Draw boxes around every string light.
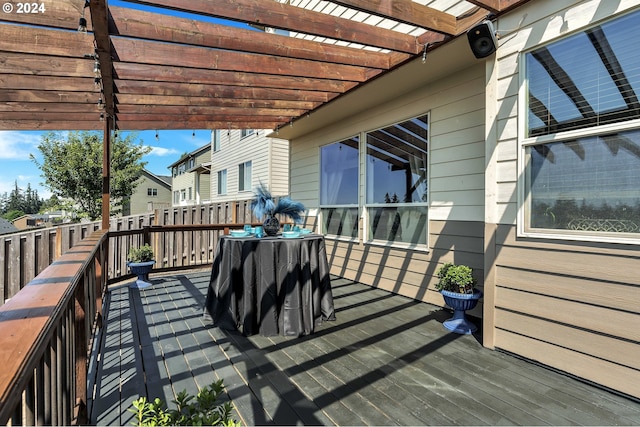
[422,43,429,63]
[78,0,89,32]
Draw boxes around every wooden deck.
[90,270,640,426]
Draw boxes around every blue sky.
[0,0,247,200]
[0,129,211,199]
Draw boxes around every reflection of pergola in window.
[530,26,640,137]
[369,119,428,202]
[340,118,428,202]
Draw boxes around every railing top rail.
[107,223,240,238]
[0,229,108,423]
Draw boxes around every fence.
[0,199,254,305]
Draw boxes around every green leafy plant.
[435,263,477,294]
[128,244,154,263]
[129,380,240,426]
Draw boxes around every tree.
[31,131,151,220]
[39,195,61,213]
[7,181,23,212]
[0,182,43,216]
[3,209,25,222]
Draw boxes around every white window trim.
[238,161,252,192]
[318,112,430,250]
[517,44,640,245]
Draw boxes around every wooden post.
[101,117,111,230]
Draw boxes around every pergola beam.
[330,0,457,34]
[127,0,423,54]
[0,0,534,132]
[108,6,394,70]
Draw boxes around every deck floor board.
[91,270,640,426]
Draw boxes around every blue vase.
[440,289,482,334]
[128,260,155,289]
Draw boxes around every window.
[173,191,179,204]
[217,169,227,195]
[147,188,158,197]
[238,161,252,192]
[523,9,640,239]
[241,129,254,138]
[180,189,186,200]
[365,115,428,245]
[212,130,221,152]
[188,187,192,200]
[320,137,360,238]
[172,166,177,177]
[319,114,429,244]
[178,163,186,175]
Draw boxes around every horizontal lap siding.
[487,0,640,399]
[324,220,485,315]
[211,130,289,203]
[493,224,640,398]
[289,62,487,313]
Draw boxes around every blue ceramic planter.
[440,289,482,334]
[128,260,155,289]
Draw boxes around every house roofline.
[167,144,211,168]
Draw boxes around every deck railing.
[0,229,108,425]
[0,199,257,425]
[1,199,254,305]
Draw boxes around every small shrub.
[128,244,154,263]
[435,263,476,294]
[129,379,240,426]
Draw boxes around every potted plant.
[251,183,305,236]
[435,262,482,334]
[128,243,155,289]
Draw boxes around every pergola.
[0,0,529,225]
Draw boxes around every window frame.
[217,169,227,196]
[238,160,252,192]
[212,130,221,152]
[518,10,640,244]
[363,115,429,249]
[318,113,430,249]
[319,137,361,241]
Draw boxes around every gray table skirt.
[203,234,335,336]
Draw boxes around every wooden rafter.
[0,0,533,131]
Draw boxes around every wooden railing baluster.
[0,199,264,425]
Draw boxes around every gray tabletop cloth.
[203,234,336,336]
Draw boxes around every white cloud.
[0,131,43,160]
[149,145,182,156]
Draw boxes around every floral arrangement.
[251,183,305,223]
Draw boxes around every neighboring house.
[169,144,211,206]
[123,169,172,215]
[12,214,52,230]
[279,0,640,400]
[0,217,18,235]
[210,128,289,202]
